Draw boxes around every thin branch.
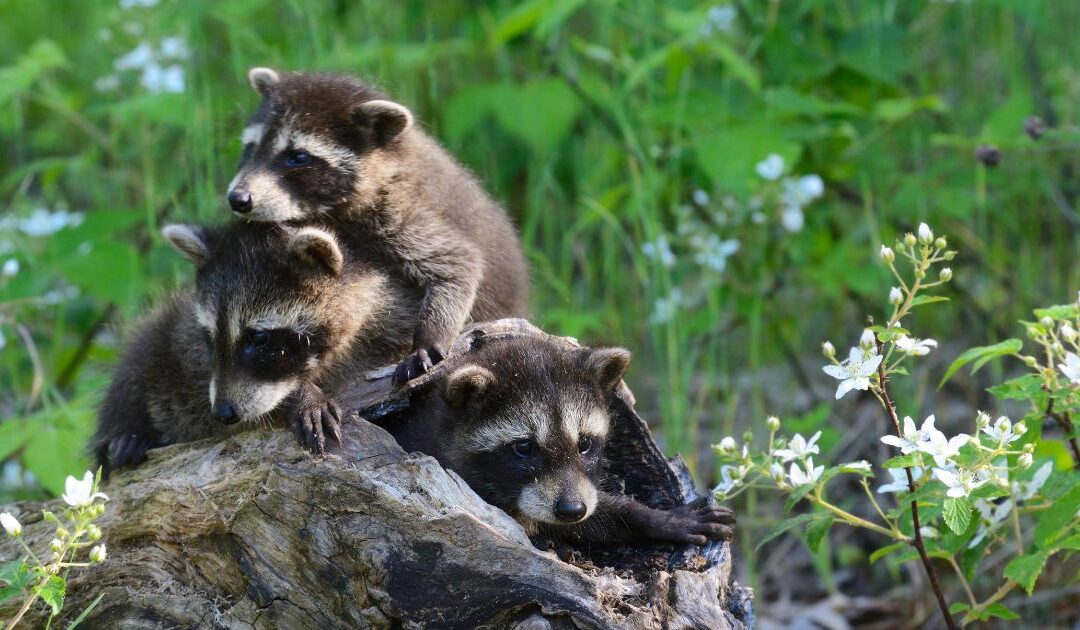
[875,337,958,630]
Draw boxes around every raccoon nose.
[213,402,239,425]
[228,190,253,214]
[553,498,588,522]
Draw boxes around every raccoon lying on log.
[9,320,752,628]
[227,68,530,385]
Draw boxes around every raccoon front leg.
[557,494,735,546]
[392,229,483,385]
[285,382,344,454]
[94,377,163,475]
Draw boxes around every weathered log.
[1,320,753,628]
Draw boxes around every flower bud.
[943,250,956,261]
[976,411,991,428]
[918,222,933,244]
[968,435,981,449]
[889,287,903,305]
[0,513,21,537]
[42,511,57,524]
[766,416,780,432]
[1022,355,1038,367]
[880,245,895,263]
[934,237,947,250]
[89,544,107,564]
[86,524,102,541]
[914,269,926,279]
[1051,342,1063,355]
[1041,316,1054,328]
[860,329,876,349]
[717,437,737,453]
[1062,324,1077,341]
[822,341,836,359]
[1013,421,1027,435]
[770,462,785,483]
[49,538,63,553]
[939,267,952,282]
[1023,443,1035,453]
[975,144,1002,167]
[742,431,755,444]
[904,233,917,247]
[1018,452,1033,469]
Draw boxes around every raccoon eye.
[283,150,313,167]
[248,330,269,348]
[511,440,534,458]
[578,436,594,454]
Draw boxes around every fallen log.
[1,319,754,628]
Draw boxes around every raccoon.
[92,222,413,474]
[383,336,735,546]
[227,68,529,385]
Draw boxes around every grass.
[1,1,1079,606]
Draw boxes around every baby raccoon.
[384,337,735,546]
[227,68,529,385]
[93,222,412,474]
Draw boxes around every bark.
[1,319,753,629]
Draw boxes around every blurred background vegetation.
[1,0,1078,616]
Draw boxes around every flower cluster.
[754,153,825,232]
[0,471,110,625]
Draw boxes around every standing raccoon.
[227,67,529,384]
[382,336,735,546]
[93,222,414,474]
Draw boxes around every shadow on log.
[1,320,753,628]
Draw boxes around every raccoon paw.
[106,433,155,472]
[289,387,344,455]
[392,344,447,386]
[648,497,736,546]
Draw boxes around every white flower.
[0,330,5,350]
[895,334,938,356]
[1016,461,1053,501]
[769,461,785,482]
[888,287,903,305]
[62,471,108,508]
[701,5,737,35]
[93,74,120,92]
[880,245,895,263]
[788,457,824,486]
[691,189,710,207]
[755,153,784,180]
[918,222,933,243]
[860,329,876,348]
[822,346,882,399]
[650,288,684,324]
[0,512,21,537]
[970,498,1014,548]
[717,436,737,453]
[922,429,971,468]
[120,0,159,8]
[1,259,17,277]
[692,235,739,272]
[1018,452,1033,469]
[1061,324,1077,341]
[933,467,988,498]
[642,235,676,268]
[89,544,107,564]
[1059,352,1080,384]
[920,526,939,539]
[114,42,154,71]
[799,174,824,199]
[159,36,188,59]
[773,431,821,463]
[840,460,872,473]
[877,467,923,494]
[981,416,1023,445]
[779,205,804,232]
[881,414,938,454]
[714,464,747,495]
[141,63,185,94]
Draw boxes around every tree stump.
[1,320,754,629]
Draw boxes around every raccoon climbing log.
[0,320,753,629]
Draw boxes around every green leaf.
[805,517,833,553]
[987,374,1046,402]
[1054,534,1080,551]
[0,560,30,604]
[695,123,801,196]
[1034,484,1080,547]
[0,421,28,462]
[784,482,816,512]
[756,513,828,551]
[1034,303,1079,321]
[883,454,921,469]
[949,602,971,614]
[869,542,908,564]
[939,339,1023,387]
[1004,549,1051,595]
[491,79,581,156]
[908,295,950,308]
[943,497,973,535]
[35,574,65,616]
[979,603,1020,621]
[702,40,760,93]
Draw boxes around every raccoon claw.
[106,433,154,472]
[392,344,447,386]
[647,500,736,545]
[289,387,343,455]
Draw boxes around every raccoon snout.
[212,401,240,425]
[228,189,254,214]
[553,497,588,523]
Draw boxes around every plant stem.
[812,492,901,539]
[946,555,977,607]
[875,338,958,630]
[4,592,37,630]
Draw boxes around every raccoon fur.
[92,222,414,474]
[227,67,529,385]
[382,336,735,546]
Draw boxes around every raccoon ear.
[248,67,280,96]
[354,99,413,145]
[584,347,632,393]
[443,365,496,410]
[288,227,344,276]
[162,224,210,266]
